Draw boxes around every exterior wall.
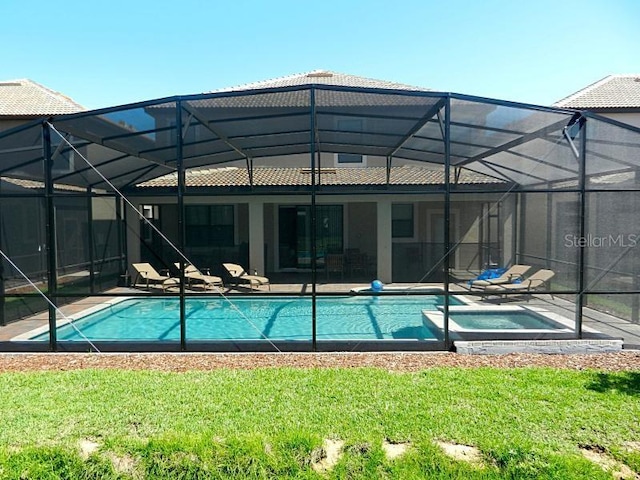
[453,200,482,271]
[264,203,275,272]
[520,193,548,265]
[346,203,377,258]
[501,196,516,267]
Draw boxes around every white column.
[249,201,265,275]
[376,199,392,283]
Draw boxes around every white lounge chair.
[222,263,270,291]
[131,263,180,291]
[174,263,223,291]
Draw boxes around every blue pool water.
[36,295,462,342]
[450,311,564,330]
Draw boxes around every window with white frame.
[392,204,414,238]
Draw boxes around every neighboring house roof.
[0,79,85,117]
[137,165,503,189]
[210,70,429,93]
[0,176,100,193]
[554,75,640,110]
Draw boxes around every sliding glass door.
[278,205,343,269]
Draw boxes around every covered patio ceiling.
[1,73,640,193]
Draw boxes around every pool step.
[454,338,624,355]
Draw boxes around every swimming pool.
[29,295,465,342]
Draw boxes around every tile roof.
[0,176,95,192]
[0,79,85,116]
[554,75,640,109]
[137,165,503,189]
[209,70,429,93]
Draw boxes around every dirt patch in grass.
[79,439,100,459]
[0,351,638,372]
[311,439,344,473]
[435,440,484,467]
[624,442,640,452]
[106,452,139,477]
[382,439,410,460]
[580,444,639,479]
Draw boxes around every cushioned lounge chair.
[481,269,555,296]
[131,263,180,291]
[174,263,223,291]
[222,263,270,291]
[469,264,531,288]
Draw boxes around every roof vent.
[0,82,22,87]
[306,71,333,78]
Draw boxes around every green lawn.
[0,367,638,478]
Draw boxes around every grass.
[0,367,638,478]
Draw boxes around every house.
[554,74,640,128]
[119,71,516,283]
[0,80,102,295]
[0,79,84,131]
[1,70,640,341]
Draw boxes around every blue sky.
[2,0,639,110]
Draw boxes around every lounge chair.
[131,263,180,291]
[481,269,555,297]
[222,263,270,291]
[469,265,531,288]
[174,263,223,291]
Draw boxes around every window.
[186,205,234,247]
[336,153,365,164]
[392,204,414,238]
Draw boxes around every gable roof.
[210,70,429,93]
[0,79,85,117]
[554,75,640,110]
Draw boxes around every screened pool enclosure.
[1,75,640,352]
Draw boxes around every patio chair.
[325,253,344,280]
[222,263,270,291]
[174,262,223,291]
[131,263,180,291]
[469,264,531,289]
[481,269,555,297]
